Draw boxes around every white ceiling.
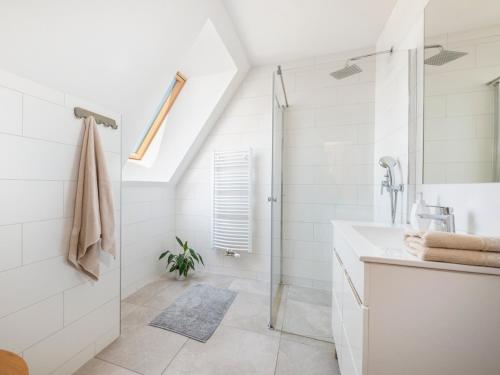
[222,0,397,65]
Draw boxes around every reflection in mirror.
[423,0,500,183]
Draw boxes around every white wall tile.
[0,69,121,375]
[0,224,22,271]
[64,269,120,325]
[23,95,78,144]
[0,295,63,353]
[22,218,72,264]
[0,86,22,135]
[0,257,84,318]
[23,298,119,375]
[51,343,95,375]
[0,180,63,225]
[0,134,78,180]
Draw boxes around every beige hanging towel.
[68,116,116,279]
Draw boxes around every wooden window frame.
[129,72,187,160]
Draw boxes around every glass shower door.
[269,70,284,329]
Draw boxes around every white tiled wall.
[375,0,500,235]
[424,26,500,183]
[175,51,375,290]
[121,182,175,298]
[0,68,121,374]
[175,66,272,282]
[374,0,427,224]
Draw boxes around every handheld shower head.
[378,156,397,169]
[378,156,402,224]
[378,156,398,184]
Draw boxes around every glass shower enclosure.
[269,66,285,329]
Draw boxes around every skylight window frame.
[129,72,187,160]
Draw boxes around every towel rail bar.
[74,107,118,129]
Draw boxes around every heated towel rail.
[212,149,252,253]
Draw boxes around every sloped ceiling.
[223,0,398,64]
[123,19,249,182]
[0,0,249,172]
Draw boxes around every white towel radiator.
[212,149,252,253]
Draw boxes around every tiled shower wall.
[0,69,121,374]
[121,182,175,298]
[281,53,376,289]
[175,51,376,290]
[424,25,500,184]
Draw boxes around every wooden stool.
[0,350,28,375]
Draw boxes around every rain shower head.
[424,45,468,66]
[330,63,362,80]
[330,47,393,80]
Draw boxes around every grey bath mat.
[149,283,237,342]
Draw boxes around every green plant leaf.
[198,253,204,266]
[159,250,169,260]
[167,254,175,265]
[176,236,184,248]
[189,248,199,262]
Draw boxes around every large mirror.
[423,0,500,183]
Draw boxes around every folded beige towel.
[405,229,500,252]
[68,116,116,280]
[405,240,500,268]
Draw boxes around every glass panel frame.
[269,70,284,329]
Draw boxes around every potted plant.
[159,236,204,280]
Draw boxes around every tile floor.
[75,273,339,375]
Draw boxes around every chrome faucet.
[418,206,455,233]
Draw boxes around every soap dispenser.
[410,193,430,231]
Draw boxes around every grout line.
[96,357,143,375]
[161,338,189,374]
[273,331,283,375]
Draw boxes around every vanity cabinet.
[332,221,500,375]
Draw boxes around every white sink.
[333,220,500,276]
[351,225,405,249]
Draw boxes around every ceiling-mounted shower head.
[330,63,362,80]
[330,47,393,80]
[424,45,468,66]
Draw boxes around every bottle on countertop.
[410,193,430,232]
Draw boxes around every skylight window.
[129,72,186,160]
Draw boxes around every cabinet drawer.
[340,327,358,375]
[342,269,366,375]
[332,291,343,354]
[333,226,365,302]
[333,250,344,312]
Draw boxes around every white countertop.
[332,220,500,276]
